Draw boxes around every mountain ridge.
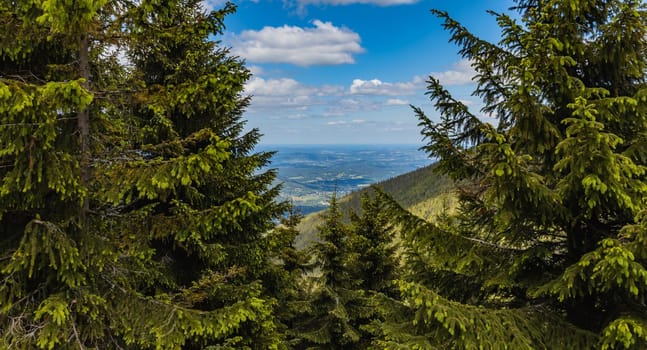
[294,162,455,248]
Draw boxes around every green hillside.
[294,162,454,248]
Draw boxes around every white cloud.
[248,65,264,76]
[430,59,476,86]
[231,20,364,66]
[245,76,345,98]
[335,98,364,112]
[386,98,409,106]
[246,77,302,96]
[349,78,418,96]
[244,73,425,121]
[326,119,367,126]
[245,76,344,112]
[246,77,314,110]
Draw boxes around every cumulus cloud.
[248,65,264,76]
[430,59,476,86]
[326,119,367,126]
[245,77,307,96]
[231,20,364,66]
[386,98,409,106]
[246,77,346,98]
[245,73,424,118]
[244,73,425,121]
[349,78,418,96]
[245,76,344,111]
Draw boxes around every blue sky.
[203,0,515,144]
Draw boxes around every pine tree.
[377,0,647,349]
[1,0,290,348]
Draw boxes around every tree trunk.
[78,33,90,217]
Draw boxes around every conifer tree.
[263,207,312,344]
[290,194,368,349]
[0,1,132,348]
[377,0,647,348]
[345,192,400,348]
[98,1,289,348]
[293,192,399,349]
[1,0,290,348]
[348,192,398,296]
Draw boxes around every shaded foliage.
[290,193,399,349]
[0,1,291,348]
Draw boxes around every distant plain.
[257,144,432,214]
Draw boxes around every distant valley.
[257,144,433,214]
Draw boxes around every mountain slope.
[294,163,454,248]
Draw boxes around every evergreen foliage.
[290,194,366,348]
[0,1,129,348]
[347,193,400,348]
[376,0,647,348]
[292,193,399,349]
[347,193,399,296]
[265,208,313,344]
[4,0,647,348]
[0,0,290,348]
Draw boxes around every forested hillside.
[294,163,454,248]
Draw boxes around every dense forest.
[1,0,646,349]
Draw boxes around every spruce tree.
[347,192,398,296]
[0,1,132,348]
[377,0,647,348]
[1,0,290,348]
[345,192,400,348]
[99,1,289,348]
[290,194,367,349]
[265,207,313,340]
[290,193,398,349]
